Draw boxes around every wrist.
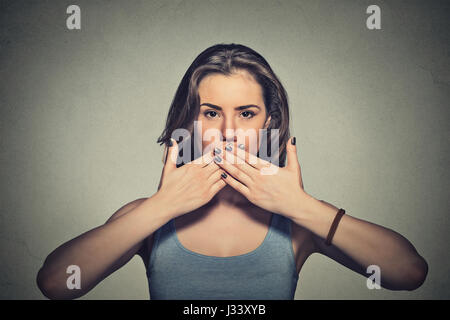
[282,191,318,220]
[290,195,341,237]
[145,191,177,221]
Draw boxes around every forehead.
[198,70,264,105]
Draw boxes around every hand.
[212,137,314,218]
[155,138,227,219]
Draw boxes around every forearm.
[288,195,428,288]
[37,194,172,299]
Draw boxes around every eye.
[241,111,255,119]
[204,110,219,118]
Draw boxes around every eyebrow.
[199,103,261,111]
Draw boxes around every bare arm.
[290,196,428,291]
[36,194,172,299]
[36,139,226,299]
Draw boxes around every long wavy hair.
[157,43,290,168]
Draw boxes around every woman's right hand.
[155,138,227,218]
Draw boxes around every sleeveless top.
[145,213,299,300]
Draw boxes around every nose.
[224,136,236,145]
[221,117,237,143]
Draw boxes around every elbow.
[391,255,428,291]
[405,256,428,291]
[381,256,428,291]
[36,267,58,300]
[36,266,80,300]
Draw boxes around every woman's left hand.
[213,137,315,218]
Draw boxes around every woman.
[36,43,428,300]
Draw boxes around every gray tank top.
[146,213,299,299]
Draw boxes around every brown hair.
[157,43,290,167]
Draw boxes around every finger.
[221,148,259,177]
[207,168,227,184]
[185,148,215,168]
[203,159,221,175]
[221,142,272,170]
[286,136,300,172]
[201,150,216,168]
[214,154,253,187]
[218,142,275,176]
[163,138,178,174]
[223,145,279,176]
[158,138,177,191]
[219,168,250,198]
[209,178,227,196]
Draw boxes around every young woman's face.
[196,70,271,155]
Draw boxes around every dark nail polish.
[214,147,221,154]
[238,144,245,150]
[221,172,227,179]
[291,137,296,145]
[168,139,173,147]
[225,145,233,152]
[214,155,222,163]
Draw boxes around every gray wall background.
[0,0,449,299]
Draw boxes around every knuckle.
[201,156,209,166]
[209,162,219,171]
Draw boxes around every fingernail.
[168,139,173,147]
[214,155,222,163]
[291,137,296,145]
[225,144,233,152]
[214,147,221,154]
[238,144,245,150]
[221,172,227,179]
